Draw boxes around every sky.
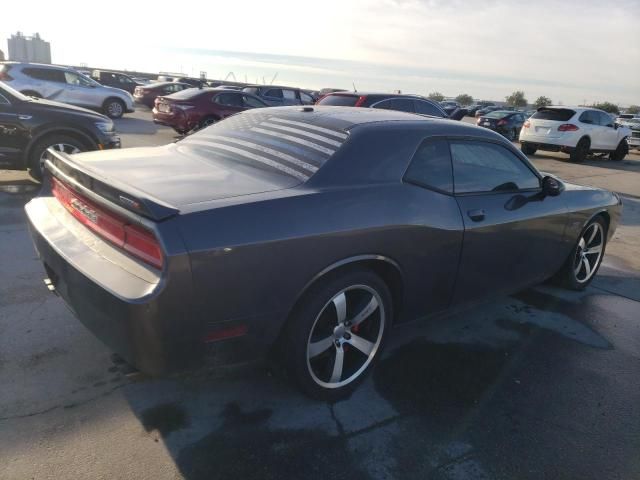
[3,0,640,105]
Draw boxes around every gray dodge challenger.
[25,106,622,399]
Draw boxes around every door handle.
[467,209,485,222]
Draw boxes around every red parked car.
[133,82,192,108]
[153,88,268,134]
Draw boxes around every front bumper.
[627,135,640,148]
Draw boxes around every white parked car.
[0,62,135,119]
[519,106,631,162]
[616,117,640,151]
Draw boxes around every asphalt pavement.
[1,108,639,480]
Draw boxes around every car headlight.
[95,121,115,133]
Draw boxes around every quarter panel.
[179,184,464,351]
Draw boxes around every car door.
[597,111,619,150]
[261,88,284,106]
[213,92,245,118]
[60,70,96,107]
[23,67,66,100]
[578,110,601,148]
[450,139,569,305]
[0,92,27,166]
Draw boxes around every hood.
[71,142,301,209]
[24,98,108,119]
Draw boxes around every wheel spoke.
[350,296,379,326]
[333,292,347,324]
[585,245,602,255]
[330,347,344,383]
[578,237,586,250]
[574,259,583,276]
[347,333,375,356]
[57,144,65,152]
[582,257,592,278]
[587,225,599,245]
[308,336,334,359]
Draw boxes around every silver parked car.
[0,62,135,118]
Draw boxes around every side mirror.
[542,175,564,197]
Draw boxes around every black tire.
[610,140,628,162]
[552,216,607,291]
[198,116,218,130]
[570,137,590,162]
[283,268,392,401]
[505,128,517,141]
[521,143,537,155]
[28,134,88,181]
[21,90,42,98]
[103,98,125,119]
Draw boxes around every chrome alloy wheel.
[107,101,123,118]
[39,143,82,170]
[306,285,385,389]
[574,222,604,284]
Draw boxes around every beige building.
[7,32,51,64]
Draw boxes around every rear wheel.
[610,140,628,161]
[103,98,125,119]
[283,269,391,400]
[570,137,590,162]
[553,216,607,290]
[198,116,217,130]
[28,134,88,181]
[521,143,537,155]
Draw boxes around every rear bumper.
[25,191,199,375]
[152,109,190,132]
[24,189,273,375]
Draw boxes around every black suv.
[91,70,140,94]
[316,92,466,120]
[0,81,120,180]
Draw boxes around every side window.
[282,89,297,100]
[373,98,416,113]
[64,71,81,85]
[300,91,314,104]
[450,141,540,194]
[414,100,446,117]
[242,95,265,108]
[579,111,595,124]
[598,112,613,127]
[264,89,283,99]
[24,68,65,83]
[404,138,453,193]
[215,93,243,107]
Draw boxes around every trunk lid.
[48,142,303,215]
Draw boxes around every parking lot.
[1,108,640,479]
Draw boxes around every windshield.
[0,80,30,101]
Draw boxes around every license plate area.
[158,104,171,113]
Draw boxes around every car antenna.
[353,82,357,93]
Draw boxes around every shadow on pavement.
[119,282,639,480]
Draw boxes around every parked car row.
[0,62,135,119]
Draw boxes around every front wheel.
[283,269,392,400]
[553,216,607,290]
[28,135,87,181]
[103,98,125,119]
[610,140,628,161]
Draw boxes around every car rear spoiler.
[44,148,180,222]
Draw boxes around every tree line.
[427,90,637,115]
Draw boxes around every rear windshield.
[317,94,360,106]
[484,111,511,119]
[178,110,349,182]
[532,108,575,121]
[164,88,208,100]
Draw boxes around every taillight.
[558,123,579,132]
[497,119,508,126]
[51,178,163,269]
[354,96,367,107]
[523,120,530,128]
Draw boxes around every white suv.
[519,106,631,162]
[0,62,135,119]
